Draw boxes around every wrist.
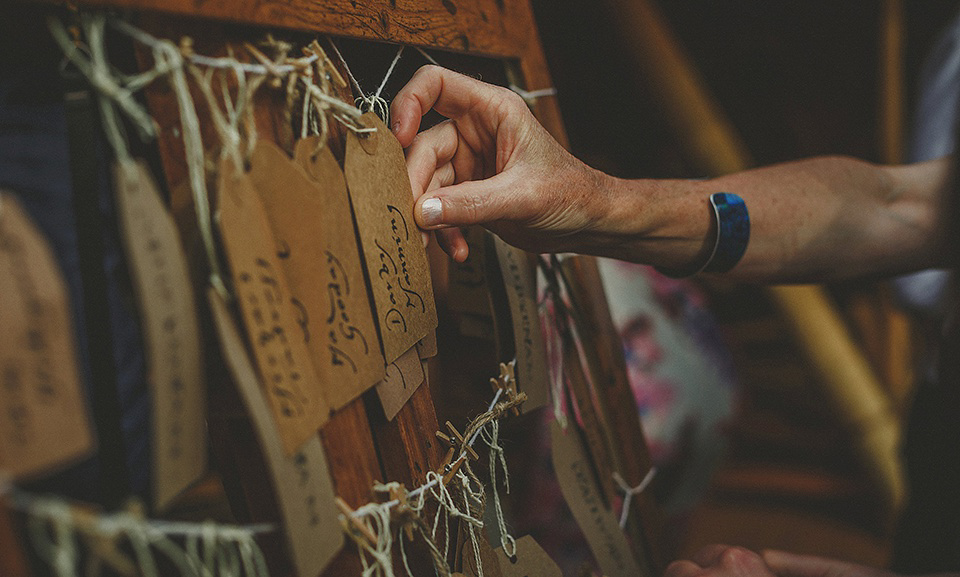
[588,176,717,269]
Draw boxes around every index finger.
[390,64,505,147]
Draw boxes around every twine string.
[7,485,271,577]
[479,420,517,558]
[328,40,403,125]
[150,40,231,301]
[49,16,157,142]
[612,468,657,529]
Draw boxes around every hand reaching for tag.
[391,65,610,262]
[762,550,903,577]
[665,545,779,577]
[665,545,909,577]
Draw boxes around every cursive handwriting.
[324,251,369,374]
[238,258,309,418]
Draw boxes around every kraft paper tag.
[550,421,644,577]
[492,536,562,577]
[217,158,330,454]
[374,345,425,421]
[416,331,438,359]
[344,113,437,363]
[491,236,549,411]
[113,160,206,510]
[561,329,618,502]
[208,288,343,575]
[0,193,94,478]
[462,535,504,577]
[252,139,384,411]
[448,226,492,318]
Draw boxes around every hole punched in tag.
[355,113,381,154]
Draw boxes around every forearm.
[582,155,951,282]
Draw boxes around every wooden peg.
[439,446,456,469]
[242,41,285,88]
[304,40,346,88]
[386,485,416,542]
[335,497,377,546]
[442,454,467,485]
[445,421,479,461]
[490,361,521,416]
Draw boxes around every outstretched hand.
[391,65,608,262]
[665,545,911,577]
[665,545,778,577]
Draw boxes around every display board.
[1,1,664,575]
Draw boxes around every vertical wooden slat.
[877,0,915,413]
[0,500,31,577]
[561,257,667,573]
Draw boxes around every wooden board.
[27,1,661,575]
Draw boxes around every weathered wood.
[366,378,445,488]
[35,2,665,574]
[0,499,30,577]
[34,0,538,58]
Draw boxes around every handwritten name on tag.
[374,345,425,421]
[208,289,343,576]
[344,113,437,363]
[0,193,94,479]
[491,236,549,411]
[550,421,645,577]
[250,139,383,411]
[217,158,330,454]
[113,159,206,510]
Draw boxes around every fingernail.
[392,121,401,134]
[421,198,443,226]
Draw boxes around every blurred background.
[522,0,959,569]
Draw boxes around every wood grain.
[34,0,537,57]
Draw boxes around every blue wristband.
[704,192,749,273]
[655,192,749,277]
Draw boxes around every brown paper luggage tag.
[490,536,562,577]
[344,112,437,363]
[374,345,425,421]
[550,420,644,577]
[560,326,618,503]
[461,533,505,577]
[113,159,207,510]
[208,288,343,575]
[489,235,549,411]
[0,193,94,478]
[216,158,330,454]
[448,226,493,318]
[252,139,384,411]
[416,331,438,359]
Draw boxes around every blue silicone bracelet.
[654,192,749,277]
[703,192,749,273]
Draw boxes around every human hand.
[761,550,897,577]
[390,65,609,262]
[665,544,778,577]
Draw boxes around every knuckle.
[719,547,762,570]
[414,64,441,81]
[457,193,486,223]
[497,86,527,111]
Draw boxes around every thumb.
[762,550,890,577]
[414,173,519,229]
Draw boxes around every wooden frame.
[22,1,661,575]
